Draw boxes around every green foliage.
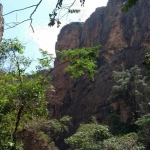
[101,133,145,150]
[0,38,53,149]
[135,114,150,148]
[105,106,138,135]
[0,38,99,149]
[65,123,111,150]
[48,115,72,133]
[28,116,72,144]
[58,45,101,80]
[65,121,144,150]
[68,9,81,13]
[36,48,55,71]
[122,0,139,12]
[143,52,150,71]
[109,65,148,119]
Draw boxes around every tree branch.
[4,19,31,30]
[29,0,43,32]
[59,0,76,20]
[2,5,37,16]
[48,0,78,27]
[3,0,82,31]
[11,104,25,150]
[3,0,43,32]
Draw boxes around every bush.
[135,113,150,148]
[101,133,145,150]
[65,123,112,150]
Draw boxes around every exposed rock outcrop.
[0,4,3,41]
[54,22,83,116]
[53,0,150,148]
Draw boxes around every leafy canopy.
[108,65,148,119]
[58,45,101,80]
[0,38,100,149]
[65,123,112,150]
[135,113,150,148]
[0,38,54,149]
[65,122,144,150]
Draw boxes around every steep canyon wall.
[0,4,3,41]
[54,0,150,131]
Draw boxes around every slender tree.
[108,66,147,120]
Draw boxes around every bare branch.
[3,0,82,31]
[2,5,37,16]
[48,0,80,27]
[4,19,31,30]
[58,0,76,20]
[3,0,43,32]
[29,0,43,32]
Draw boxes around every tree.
[0,38,100,149]
[143,52,150,71]
[101,132,145,150]
[65,121,144,150]
[135,113,150,148]
[65,123,112,150]
[57,45,100,80]
[0,38,53,149]
[108,66,148,120]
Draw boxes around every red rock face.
[54,23,83,116]
[54,0,150,128]
[0,4,4,42]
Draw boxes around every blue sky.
[1,0,108,71]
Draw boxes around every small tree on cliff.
[57,45,100,80]
[108,66,148,120]
[122,0,139,11]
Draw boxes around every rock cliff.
[0,4,4,41]
[53,0,150,144]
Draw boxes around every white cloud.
[25,20,69,56]
[26,25,60,57]
[71,0,108,22]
